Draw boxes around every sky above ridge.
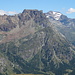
[0,0,75,18]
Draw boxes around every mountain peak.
[22,9,43,14]
[46,11,62,20]
[20,9,44,20]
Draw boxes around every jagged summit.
[22,9,43,13]
[19,9,45,20]
[22,9,43,16]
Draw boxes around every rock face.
[0,9,75,75]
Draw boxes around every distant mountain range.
[0,9,75,75]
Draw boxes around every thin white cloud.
[0,10,18,15]
[8,11,18,15]
[67,8,75,14]
[0,10,7,15]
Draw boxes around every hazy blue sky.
[0,0,75,18]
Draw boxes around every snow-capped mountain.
[46,11,75,45]
[46,11,62,20]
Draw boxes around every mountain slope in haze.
[46,11,75,45]
[0,9,75,75]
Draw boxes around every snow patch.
[46,15,49,18]
[53,12,62,20]
[46,11,62,20]
[53,11,57,14]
